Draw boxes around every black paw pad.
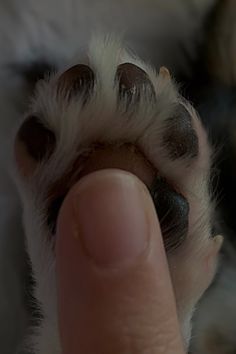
[17,116,56,161]
[150,177,189,251]
[116,63,155,102]
[57,64,95,100]
[163,105,199,159]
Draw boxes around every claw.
[159,66,171,80]
[214,235,224,253]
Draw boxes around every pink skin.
[56,170,185,354]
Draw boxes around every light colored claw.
[214,235,224,252]
[159,66,171,79]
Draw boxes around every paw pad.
[17,115,56,161]
[116,62,155,101]
[57,64,95,101]
[163,104,199,159]
[151,177,189,250]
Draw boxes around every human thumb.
[56,169,185,354]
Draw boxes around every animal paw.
[13,37,223,353]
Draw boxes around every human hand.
[56,170,185,354]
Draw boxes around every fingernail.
[73,170,149,266]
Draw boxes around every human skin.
[56,169,185,354]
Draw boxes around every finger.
[56,169,185,354]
